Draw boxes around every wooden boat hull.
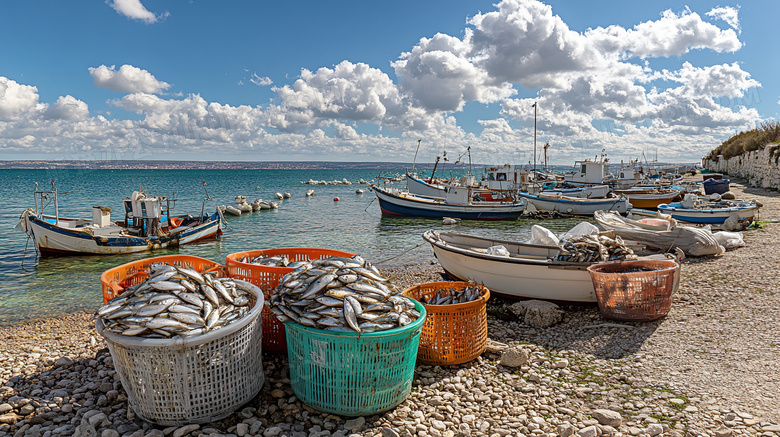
[518,192,630,215]
[25,213,220,255]
[423,230,597,303]
[373,185,526,220]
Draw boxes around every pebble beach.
[0,178,778,437]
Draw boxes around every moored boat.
[613,188,682,209]
[423,230,597,302]
[19,183,222,256]
[518,192,630,215]
[372,185,526,220]
[657,198,760,225]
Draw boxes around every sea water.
[0,167,584,325]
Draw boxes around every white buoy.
[275,192,284,199]
[283,192,292,199]
[442,217,459,225]
[356,188,364,194]
[306,189,315,196]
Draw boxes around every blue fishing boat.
[371,185,526,220]
[656,199,759,225]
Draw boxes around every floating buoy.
[356,188,364,194]
[442,217,460,225]
[334,197,340,201]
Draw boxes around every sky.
[1,0,778,165]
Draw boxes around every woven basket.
[402,282,489,365]
[587,259,680,322]
[100,255,224,304]
[225,248,355,353]
[284,300,426,417]
[95,280,264,426]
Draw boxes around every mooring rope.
[372,242,427,265]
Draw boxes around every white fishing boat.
[518,192,630,215]
[372,185,526,220]
[540,184,610,199]
[422,230,597,302]
[405,172,450,198]
[19,183,222,256]
[562,152,612,186]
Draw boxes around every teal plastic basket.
[284,300,426,417]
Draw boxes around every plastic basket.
[402,282,489,365]
[225,248,355,354]
[95,280,264,426]
[284,300,426,417]
[587,260,680,322]
[100,255,224,304]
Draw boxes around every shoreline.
[1,178,778,436]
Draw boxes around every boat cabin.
[564,159,610,185]
[482,164,530,191]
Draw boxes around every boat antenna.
[412,139,422,173]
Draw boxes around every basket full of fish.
[95,256,264,426]
[554,234,639,263]
[225,248,355,353]
[267,255,426,417]
[402,282,490,365]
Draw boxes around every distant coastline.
[0,160,471,171]
[0,160,698,171]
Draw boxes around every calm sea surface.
[0,167,584,325]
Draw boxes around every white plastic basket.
[96,280,265,426]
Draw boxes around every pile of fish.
[554,234,638,262]
[267,256,420,334]
[238,254,309,269]
[420,284,483,305]
[97,263,255,339]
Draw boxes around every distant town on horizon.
[0,159,700,171]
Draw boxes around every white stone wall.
[703,144,780,189]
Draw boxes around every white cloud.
[270,61,410,131]
[0,77,41,120]
[706,6,741,34]
[250,74,273,86]
[467,0,604,88]
[586,7,742,59]
[107,0,168,24]
[44,95,89,120]
[89,64,171,94]
[393,32,517,111]
[0,0,766,164]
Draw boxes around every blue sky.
[1,0,777,165]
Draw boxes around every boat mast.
[532,101,537,181]
[412,139,422,174]
[51,180,59,225]
[428,155,440,184]
[543,141,550,171]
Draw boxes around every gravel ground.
[0,177,778,437]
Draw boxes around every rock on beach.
[0,178,778,436]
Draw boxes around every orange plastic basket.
[100,255,225,304]
[402,281,489,365]
[225,248,355,354]
[587,259,680,322]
